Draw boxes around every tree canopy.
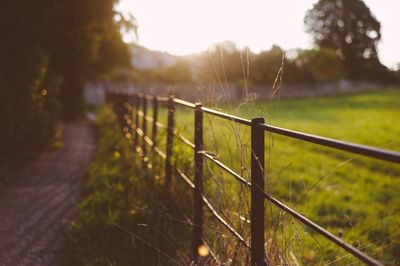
[0,0,133,164]
[305,0,380,61]
[304,0,395,81]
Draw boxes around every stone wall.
[85,80,385,105]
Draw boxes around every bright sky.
[117,0,400,68]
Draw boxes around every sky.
[117,0,400,69]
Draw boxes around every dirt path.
[0,119,95,266]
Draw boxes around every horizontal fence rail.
[257,123,400,164]
[106,91,400,266]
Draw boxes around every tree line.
[134,0,397,86]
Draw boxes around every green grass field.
[65,88,400,265]
[167,88,400,264]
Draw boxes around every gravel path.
[0,119,95,266]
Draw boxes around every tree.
[395,64,400,83]
[199,41,244,84]
[0,0,133,164]
[153,61,193,84]
[294,48,343,82]
[304,0,384,79]
[49,0,134,118]
[250,45,285,84]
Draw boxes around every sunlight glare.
[116,0,313,55]
[117,0,400,67]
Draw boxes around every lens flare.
[198,245,209,257]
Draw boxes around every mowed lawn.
[168,88,400,264]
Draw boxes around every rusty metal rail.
[106,91,400,266]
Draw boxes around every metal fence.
[106,91,400,266]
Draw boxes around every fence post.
[251,117,266,266]
[142,95,148,163]
[152,95,158,149]
[165,95,175,189]
[134,93,140,147]
[192,103,204,262]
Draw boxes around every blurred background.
[1,0,399,166]
[0,1,399,264]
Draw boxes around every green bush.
[0,0,132,166]
[0,46,61,165]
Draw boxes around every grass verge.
[62,107,191,265]
[63,88,400,265]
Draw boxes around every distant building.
[129,44,178,70]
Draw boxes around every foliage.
[48,0,133,118]
[152,61,193,84]
[305,0,380,61]
[304,0,395,81]
[0,1,61,164]
[250,45,285,84]
[199,41,246,84]
[0,0,132,165]
[396,64,400,81]
[63,107,191,265]
[196,43,346,85]
[293,48,343,82]
[250,46,342,84]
